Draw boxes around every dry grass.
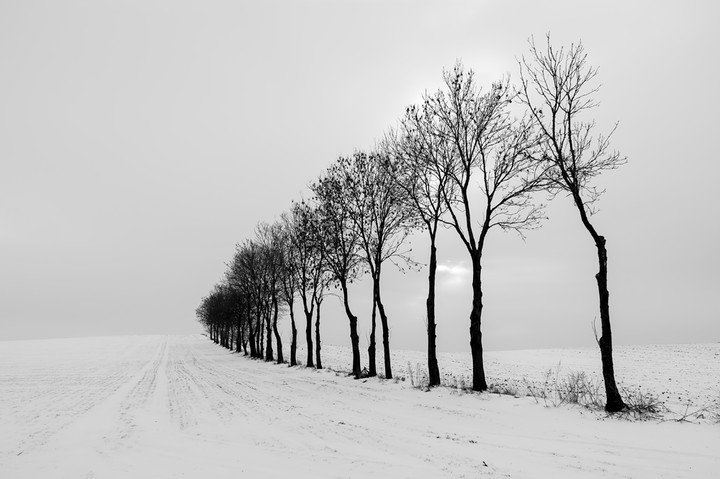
[406,362,431,391]
[523,366,603,408]
[620,386,667,418]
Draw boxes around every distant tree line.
[196,36,628,412]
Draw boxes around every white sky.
[1,0,718,352]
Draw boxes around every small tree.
[518,35,627,411]
[196,283,244,351]
[425,63,545,391]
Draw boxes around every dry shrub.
[523,366,669,418]
[524,366,603,408]
[440,372,470,392]
[407,362,430,391]
[488,383,519,397]
[619,387,666,419]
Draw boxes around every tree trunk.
[288,302,297,366]
[426,239,440,387]
[235,322,242,353]
[259,313,265,358]
[341,279,361,378]
[235,321,248,353]
[469,252,488,391]
[368,293,377,377]
[265,306,273,361]
[315,300,322,369]
[272,296,284,364]
[594,236,626,412]
[375,274,392,380]
[248,306,257,357]
[572,193,626,412]
[305,310,314,368]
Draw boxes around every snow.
[318,342,720,414]
[1,335,718,478]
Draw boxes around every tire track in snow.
[113,336,169,441]
[4,335,718,479]
[176,340,477,476]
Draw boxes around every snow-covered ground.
[319,341,720,415]
[1,335,718,478]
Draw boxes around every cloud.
[436,262,471,290]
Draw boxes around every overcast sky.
[1,0,718,352]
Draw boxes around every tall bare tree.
[227,241,262,358]
[312,164,364,378]
[312,270,333,370]
[339,150,415,379]
[279,212,300,366]
[384,106,454,387]
[518,35,627,411]
[256,221,285,364]
[287,200,326,368]
[425,63,545,391]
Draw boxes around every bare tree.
[256,221,285,364]
[424,63,545,391]
[384,106,454,387]
[197,281,248,352]
[279,212,300,366]
[339,150,415,379]
[518,35,627,411]
[231,288,249,355]
[312,164,364,378]
[286,200,326,368]
[227,241,262,358]
[312,271,333,370]
[261,266,274,362]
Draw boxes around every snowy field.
[1,335,718,478]
[319,342,720,415]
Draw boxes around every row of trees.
[197,36,628,412]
